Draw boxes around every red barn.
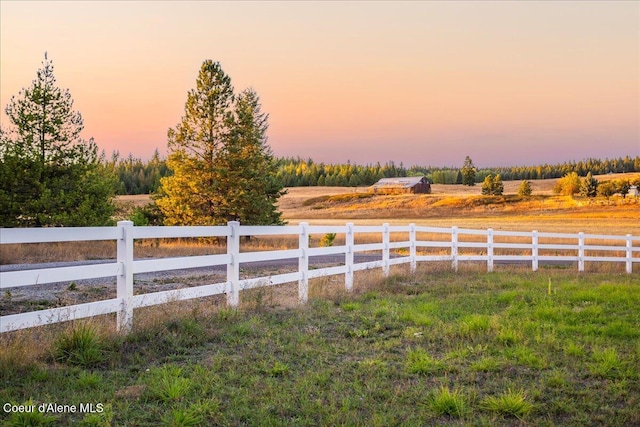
[370,176,431,194]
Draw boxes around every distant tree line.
[109,155,640,194]
[107,149,170,195]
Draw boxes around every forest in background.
[108,153,640,195]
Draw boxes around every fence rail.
[1,221,638,333]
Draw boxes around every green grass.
[1,269,639,426]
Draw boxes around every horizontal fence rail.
[1,221,638,333]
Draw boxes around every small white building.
[629,185,638,197]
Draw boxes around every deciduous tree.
[553,172,581,196]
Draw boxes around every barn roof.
[371,176,428,189]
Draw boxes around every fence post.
[451,226,458,272]
[532,230,539,272]
[409,223,417,274]
[382,223,390,277]
[487,228,494,273]
[299,222,309,303]
[117,221,134,333]
[578,232,585,272]
[627,234,633,274]
[345,223,354,292]
[226,221,240,307]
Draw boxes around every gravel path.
[0,255,381,315]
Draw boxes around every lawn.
[1,267,639,426]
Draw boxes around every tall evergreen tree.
[1,54,115,226]
[156,60,235,225]
[156,61,284,225]
[217,88,284,224]
[461,156,476,186]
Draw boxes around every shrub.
[554,172,580,195]
[597,181,617,199]
[518,180,532,197]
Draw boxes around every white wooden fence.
[1,221,638,333]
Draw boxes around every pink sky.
[1,1,638,167]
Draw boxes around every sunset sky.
[1,1,638,167]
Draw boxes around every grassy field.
[1,267,639,426]
[1,174,638,426]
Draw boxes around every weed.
[589,347,625,379]
[3,399,57,426]
[78,403,113,427]
[458,314,493,338]
[470,357,503,372]
[146,365,192,403]
[496,326,521,346]
[546,368,570,388]
[77,371,102,389]
[53,323,107,367]
[161,407,204,427]
[320,233,336,247]
[481,388,534,419]
[429,386,467,417]
[406,348,444,374]
[564,341,585,357]
[341,302,360,311]
[262,360,290,377]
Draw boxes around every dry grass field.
[2,174,636,266]
[279,173,640,236]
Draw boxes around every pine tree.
[481,174,504,195]
[156,60,235,225]
[481,174,494,195]
[518,180,532,197]
[461,156,476,186]
[156,61,284,225]
[579,172,599,198]
[218,88,284,225]
[1,54,115,226]
[492,174,504,195]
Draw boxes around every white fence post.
[451,226,458,272]
[532,230,539,272]
[298,222,309,303]
[345,223,354,291]
[117,221,134,333]
[227,221,240,307]
[627,234,633,274]
[382,223,390,277]
[487,228,494,273]
[409,223,417,274]
[578,232,585,272]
